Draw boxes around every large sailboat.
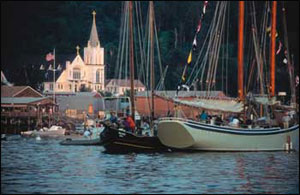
[157,1,299,151]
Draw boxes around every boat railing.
[158,117,197,124]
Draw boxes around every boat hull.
[100,122,168,154]
[157,118,299,151]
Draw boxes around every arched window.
[96,69,101,83]
[73,68,81,80]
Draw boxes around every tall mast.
[129,1,135,120]
[238,1,244,100]
[150,1,155,123]
[270,1,277,97]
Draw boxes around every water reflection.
[1,139,299,194]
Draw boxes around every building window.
[69,84,72,90]
[96,69,100,83]
[73,68,81,80]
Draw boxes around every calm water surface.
[1,137,299,194]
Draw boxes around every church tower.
[84,11,105,91]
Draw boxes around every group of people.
[198,110,241,127]
[107,111,136,133]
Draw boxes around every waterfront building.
[1,86,56,133]
[106,79,146,95]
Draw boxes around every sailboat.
[157,1,299,151]
[99,1,168,153]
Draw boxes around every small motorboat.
[21,125,66,137]
[99,121,168,154]
[60,127,104,146]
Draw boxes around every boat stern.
[157,119,195,149]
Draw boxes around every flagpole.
[53,48,55,116]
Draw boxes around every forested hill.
[1,1,299,97]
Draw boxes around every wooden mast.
[150,1,155,124]
[129,1,135,121]
[238,1,244,100]
[270,1,277,97]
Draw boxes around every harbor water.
[1,137,299,194]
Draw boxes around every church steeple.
[88,10,100,47]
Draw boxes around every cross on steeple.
[76,45,80,55]
[88,10,100,47]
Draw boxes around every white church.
[43,11,145,95]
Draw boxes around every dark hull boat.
[100,122,168,154]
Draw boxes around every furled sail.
[173,98,244,113]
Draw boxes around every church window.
[96,69,101,83]
[73,68,81,80]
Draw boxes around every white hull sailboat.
[157,2,299,152]
[158,117,299,151]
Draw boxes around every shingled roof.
[1,86,43,98]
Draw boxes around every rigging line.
[282,1,296,105]
[135,1,146,86]
[144,4,152,116]
[186,31,209,86]
[156,65,169,91]
[153,12,164,88]
[191,6,216,90]
[118,3,129,81]
[115,1,126,80]
[187,2,214,87]
[251,2,265,95]
[199,2,220,91]
[190,2,214,89]
[124,7,129,81]
[212,2,227,90]
[225,1,230,96]
[182,1,209,87]
[207,1,224,93]
[204,2,219,92]
[115,2,126,80]
[262,2,270,91]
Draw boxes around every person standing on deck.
[125,113,135,133]
[200,110,208,122]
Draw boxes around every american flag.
[46,52,54,61]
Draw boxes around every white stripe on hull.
[157,119,299,151]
